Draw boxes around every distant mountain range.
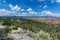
[0,16,60,24]
[0,16,60,18]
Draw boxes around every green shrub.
[34,30,59,40]
[0,28,13,40]
[27,30,36,38]
[12,26,18,30]
[3,26,12,33]
[2,20,12,26]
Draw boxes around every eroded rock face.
[9,28,34,40]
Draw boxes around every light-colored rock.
[9,28,34,40]
[0,24,4,28]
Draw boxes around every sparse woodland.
[0,18,60,40]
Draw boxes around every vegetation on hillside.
[0,27,13,40]
[1,18,60,40]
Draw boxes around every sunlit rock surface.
[9,28,34,40]
[0,24,4,28]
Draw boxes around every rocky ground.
[8,28,34,40]
[0,24,34,40]
[0,24,4,28]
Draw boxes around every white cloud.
[43,5,47,9]
[41,11,60,17]
[38,0,45,2]
[49,0,60,3]
[18,13,27,16]
[29,11,34,14]
[0,8,60,17]
[11,5,20,11]
[27,8,32,11]
[29,11,37,14]
[0,9,27,16]
[0,9,10,16]
[20,9,24,11]
[51,0,54,3]
[0,9,13,14]
[9,4,20,11]
[4,0,6,3]
[38,0,55,3]
[9,4,13,8]
[41,11,53,16]
[0,9,16,16]
[56,0,60,2]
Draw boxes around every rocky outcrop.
[8,28,34,40]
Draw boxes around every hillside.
[27,18,60,24]
[0,18,60,40]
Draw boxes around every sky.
[0,0,60,17]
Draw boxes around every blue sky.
[0,0,60,17]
